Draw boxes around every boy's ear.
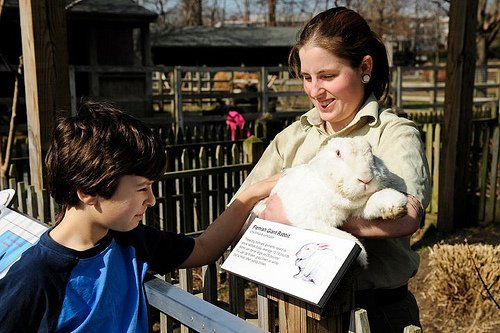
[76,189,97,205]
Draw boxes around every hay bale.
[423,242,500,333]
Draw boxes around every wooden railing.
[1,109,499,332]
[149,64,500,123]
[145,278,266,333]
[405,109,500,226]
[391,64,500,114]
[2,63,499,128]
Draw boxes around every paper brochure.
[0,190,48,278]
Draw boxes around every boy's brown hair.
[45,100,166,223]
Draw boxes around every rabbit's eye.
[336,149,342,158]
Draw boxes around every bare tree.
[477,0,500,65]
[204,0,225,26]
[183,0,203,25]
[139,0,184,28]
[475,0,499,95]
[268,0,276,26]
[364,0,408,37]
[433,0,499,65]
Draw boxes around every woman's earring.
[362,73,371,84]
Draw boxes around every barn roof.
[153,26,300,48]
[4,0,157,22]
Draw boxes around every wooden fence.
[1,110,499,332]
[407,107,500,226]
[392,64,500,114]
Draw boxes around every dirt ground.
[408,222,500,333]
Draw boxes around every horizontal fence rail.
[392,64,500,114]
[145,278,265,333]
[2,63,499,138]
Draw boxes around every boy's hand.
[258,193,290,225]
[244,173,281,202]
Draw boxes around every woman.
[235,7,431,333]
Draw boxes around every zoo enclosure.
[2,63,500,333]
[2,105,499,332]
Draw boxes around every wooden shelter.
[151,26,299,66]
[0,0,157,118]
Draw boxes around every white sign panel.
[221,218,360,307]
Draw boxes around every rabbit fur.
[252,137,408,267]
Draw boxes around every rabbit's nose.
[357,175,373,185]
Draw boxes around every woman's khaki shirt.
[235,95,431,290]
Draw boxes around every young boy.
[0,100,277,332]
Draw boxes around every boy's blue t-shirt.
[0,224,195,332]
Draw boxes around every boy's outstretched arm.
[179,174,279,268]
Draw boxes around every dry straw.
[423,241,499,333]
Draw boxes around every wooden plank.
[202,263,217,304]
[477,125,491,222]
[485,126,500,223]
[228,274,245,317]
[18,0,71,192]
[423,123,434,212]
[431,123,440,215]
[198,148,210,230]
[145,278,266,333]
[178,268,194,333]
[403,325,422,333]
[438,0,479,230]
[353,308,370,333]
[180,150,194,233]
[257,285,273,331]
[141,23,153,117]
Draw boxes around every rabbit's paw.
[363,188,407,220]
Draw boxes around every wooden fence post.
[485,126,500,223]
[403,325,422,333]
[439,0,478,230]
[18,0,71,194]
[243,136,264,166]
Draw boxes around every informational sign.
[221,218,361,307]
[0,190,48,279]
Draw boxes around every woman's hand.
[341,194,423,238]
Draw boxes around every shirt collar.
[300,93,380,131]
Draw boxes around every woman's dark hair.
[288,7,390,103]
[45,100,166,223]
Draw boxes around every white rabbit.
[253,137,408,267]
[294,242,338,286]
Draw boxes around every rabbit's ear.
[318,243,329,250]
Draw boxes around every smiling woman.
[232,6,431,333]
[298,45,369,132]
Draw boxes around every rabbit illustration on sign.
[253,137,408,267]
[294,242,338,286]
